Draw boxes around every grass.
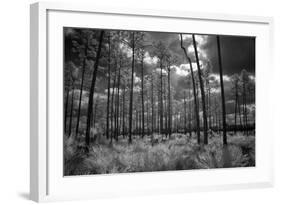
[64,132,255,176]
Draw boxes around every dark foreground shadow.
[18,192,29,200]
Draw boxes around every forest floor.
[64,132,255,176]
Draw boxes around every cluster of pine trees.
[64,28,255,148]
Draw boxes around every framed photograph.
[30,2,274,202]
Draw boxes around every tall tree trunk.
[214,98,218,130]
[216,36,227,145]
[146,99,149,135]
[106,35,111,140]
[180,34,201,144]
[93,96,99,128]
[167,67,172,138]
[192,34,208,145]
[208,88,212,129]
[205,80,209,130]
[68,86,75,137]
[234,82,238,133]
[122,85,126,137]
[135,107,137,135]
[160,61,164,135]
[64,87,69,134]
[163,77,167,137]
[75,41,88,138]
[206,79,212,129]
[85,30,104,146]
[139,104,142,135]
[141,57,145,138]
[158,81,161,134]
[243,83,248,135]
[151,74,154,135]
[238,96,242,127]
[218,108,222,133]
[128,32,135,144]
[184,91,187,134]
[188,90,192,136]
[115,59,121,141]
[110,71,116,143]
[112,62,117,141]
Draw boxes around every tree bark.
[68,86,75,137]
[115,58,121,141]
[188,90,192,136]
[234,81,238,133]
[192,34,208,145]
[93,97,99,128]
[141,56,145,138]
[64,87,69,134]
[184,91,187,134]
[151,74,154,135]
[85,30,104,146]
[243,82,248,135]
[238,96,242,127]
[122,85,126,137]
[160,60,164,135]
[75,40,88,138]
[180,34,201,144]
[128,32,135,144]
[111,61,117,141]
[216,36,227,145]
[106,35,111,140]
[167,67,172,138]
[146,98,149,135]
[163,76,168,137]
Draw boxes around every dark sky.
[204,35,255,75]
[64,28,255,77]
[146,31,255,76]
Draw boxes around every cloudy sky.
[143,31,255,75]
[64,28,255,122]
[138,31,255,105]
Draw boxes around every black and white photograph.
[63,28,255,176]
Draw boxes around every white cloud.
[119,43,132,58]
[172,64,189,76]
[187,45,195,53]
[180,34,207,44]
[173,61,205,76]
[155,67,167,75]
[180,34,207,47]
[199,51,207,59]
[144,51,158,65]
[210,87,220,94]
[209,73,231,82]
[223,75,231,82]
[187,44,208,60]
[180,34,209,61]
[180,34,192,41]
[133,85,141,92]
[134,73,141,83]
[226,100,235,104]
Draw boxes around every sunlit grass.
[64,132,255,176]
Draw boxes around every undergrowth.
[64,132,255,176]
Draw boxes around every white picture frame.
[30,1,274,202]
